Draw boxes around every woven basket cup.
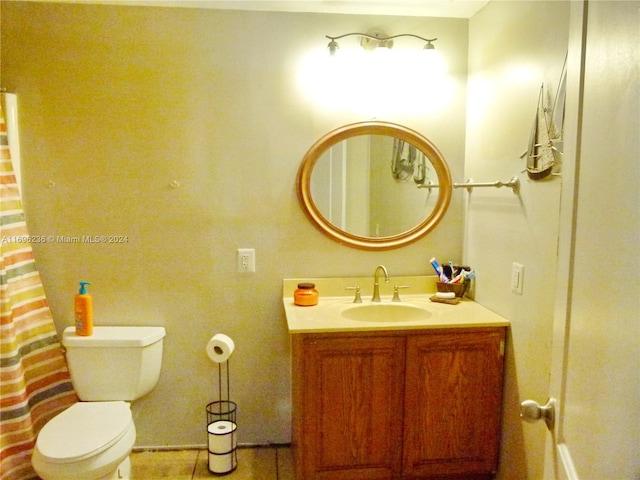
[436,281,468,298]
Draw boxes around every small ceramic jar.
[294,283,319,306]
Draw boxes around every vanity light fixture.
[326,31,437,56]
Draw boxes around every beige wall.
[0,2,468,447]
[465,2,569,479]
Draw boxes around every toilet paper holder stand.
[206,359,238,475]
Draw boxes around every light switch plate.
[511,262,524,295]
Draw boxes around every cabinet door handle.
[520,398,555,430]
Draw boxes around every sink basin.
[340,303,432,322]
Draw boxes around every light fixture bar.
[325,32,437,55]
[325,33,437,43]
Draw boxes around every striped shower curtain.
[0,101,78,479]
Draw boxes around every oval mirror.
[297,121,452,250]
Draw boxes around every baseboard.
[132,442,291,452]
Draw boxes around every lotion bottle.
[74,281,93,336]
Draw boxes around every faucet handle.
[392,285,409,302]
[345,286,362,303]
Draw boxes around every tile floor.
[130,446,293,480]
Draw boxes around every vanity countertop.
[283,276,510,334]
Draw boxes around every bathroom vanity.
[284,276,509,480]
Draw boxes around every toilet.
[32,326,166,480]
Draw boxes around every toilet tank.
[62,326,166,401]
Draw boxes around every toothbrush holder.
[436,281,468,298]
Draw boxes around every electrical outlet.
[237,248,255,273]
[511,262,524,295]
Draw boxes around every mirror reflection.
[311,135,440,237]
[297,121,452,250]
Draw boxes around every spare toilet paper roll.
[207,420,238,474]
[207,420,238,453]
[208,451,237,474]
[206,334,235,363]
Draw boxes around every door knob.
[520,397,555,430]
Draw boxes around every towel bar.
[418,176,520,194]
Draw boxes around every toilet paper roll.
[208,450,237,474]
[207,420,238,453]
[206,334,235,363]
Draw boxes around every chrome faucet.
[372,265,389,302]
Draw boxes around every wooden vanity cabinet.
[292,328,506,480]
[292,335,406,480]
[402,330,505,479]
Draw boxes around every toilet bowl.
[32,402,135,480]
[32,326,165,480]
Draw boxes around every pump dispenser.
[74,281,93,336]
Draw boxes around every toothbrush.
[438,267,449,283]
[448,261,457,279]
[451,272,465,283]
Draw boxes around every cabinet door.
[300,335,405,480]
[403,329,505,478]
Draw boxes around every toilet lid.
[36,401,133,463]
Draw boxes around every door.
[543,2,640,478]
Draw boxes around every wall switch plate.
[511,262,524,295]
[237,248,255,273]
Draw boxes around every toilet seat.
[36,401,132,463]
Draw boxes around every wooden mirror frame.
[297,121,452,250]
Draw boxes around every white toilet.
[32,326,166,480]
